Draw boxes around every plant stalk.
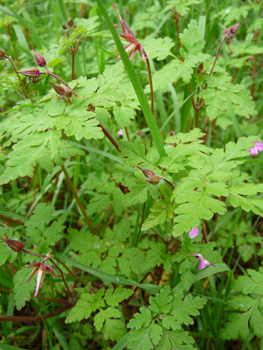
[61,164,97,234]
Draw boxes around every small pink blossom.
[188,227,199,239]
[246,139,263,156]
[113,3,147,61]
[25,262,59,297]
[118,129,123,136]
[188,254,216,270]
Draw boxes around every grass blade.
[53,252,161,295]
[97,0,166,158]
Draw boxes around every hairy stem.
[54,256,86,285]
[46,70,78,96]
[145,54,155,147]
[4,55,28,97]
[71,53,75,80]
[22,249,47,258]
[49,258,74,302]
[0,303,73,322]
[98,123,120,152]
[61,164,97,234]
[125,126,131,142]
[209,36,226,76]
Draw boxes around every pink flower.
[113,3,147,61]
[188,227,199,239]
[246,139,263,156]
[188,254,216,270]
[118,129,123,136]
[25,262,59,297]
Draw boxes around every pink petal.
[189,227,199,239]
[250,147,259,156]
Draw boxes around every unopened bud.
[147,175,161,185]
[50,82,65,96]
[62,23,69,30]
[32,47,47,67]
[0,49,5,59]
[137,166,155,178]
[18,68,40,78]
[230,22,241,35]
[87,103,95,112]
[64,88,72,97]
[112,178,130,194]
[0,233,24,252]
[67,18,73,27]
[223,29,230,36]
[197,62,204,74]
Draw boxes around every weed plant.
[0,0,263,349]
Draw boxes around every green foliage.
[13,268,35,310]
[127,286,206,349]
[66,285,133,341]
[222,268,263,340]
[0,0,263,348]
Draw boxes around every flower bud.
[230,22,241,35]
[0,233,23,252]
[112,178,130,194]
[62,23,69,30]
[147,175,161,185]
[67,18,73,27]
[0,49,5,59]
[137,166,156,178]
[32,47,47,67]
[64,88,73,97]
[18,68,40,78]
[50,82,65,96]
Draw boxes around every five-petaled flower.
[188,227,199,239]
[25,262,59,297]
[113,3,147,61]
[188,254,216,270]
[246,139,263,156]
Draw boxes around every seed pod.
[0,233,24,252]
[230,22,241,34]
[112,178,130,194]
[64,88,73,97]
[0,49,5,59]
[18,68,40,78]
[50,82,65,96]
[32,47,47,67]
[147,175,161,185]
[137,166,155,178]
[67,18,73,27]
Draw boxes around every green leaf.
[141,37,175,60]
[149,285,173,314]
[25,203,55,232]
[142,199,174,231]
[128,307,153,330]
[122,183,151,207]
[66,288,105,323]
[170,293,207,325]
[163,0,202,17]
[104,286,133,307]
[120,140,160,168]
[13,269,35,310]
